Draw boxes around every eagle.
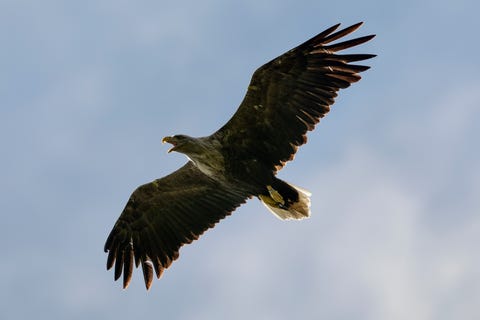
[105,22,375,290]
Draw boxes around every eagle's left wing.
[215,23,375,172]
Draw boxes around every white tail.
[260,183,311,220]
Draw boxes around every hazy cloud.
[1,0,479,319]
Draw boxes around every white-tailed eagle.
[105,22,375,289]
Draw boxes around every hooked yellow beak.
[162,136,176,153]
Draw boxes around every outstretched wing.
[216,22,375,171]
[104,162,249,289]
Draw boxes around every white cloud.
[301,141,478,319]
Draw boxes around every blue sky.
[1,1,479,319]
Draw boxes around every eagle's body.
[105,22,375,289]
[163,134,311,220]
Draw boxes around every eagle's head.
[162,135,203,155]
[162,134,224,177]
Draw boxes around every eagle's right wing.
[104,162,249,289]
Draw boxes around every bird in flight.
[105,22,375,290]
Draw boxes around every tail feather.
[259,180,311,220]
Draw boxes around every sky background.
[1,0,479,319]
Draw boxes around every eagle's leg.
[266,185,286,206]
[259,190,287,210]
[258,178,311,220]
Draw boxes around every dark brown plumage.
[105,162,248,289]
[105,22,375,289]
